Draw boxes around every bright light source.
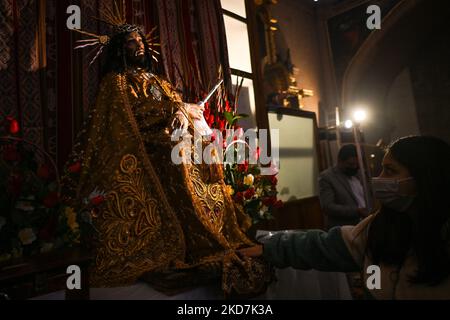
[354,109,367,123]
[344,120,353,129]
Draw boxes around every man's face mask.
[371,177,416,212]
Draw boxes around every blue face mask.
[371,177,416,212]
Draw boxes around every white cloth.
[34,272,352,300]
[33,231,353,301]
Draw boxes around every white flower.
[18,228,37,245]
[258,205,269,218]
[243,174,255,186]
[256,187,264,196]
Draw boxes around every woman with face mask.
[238,136,450,300]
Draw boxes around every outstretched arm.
[239,227,360,273]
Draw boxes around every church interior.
[1,0,450,302]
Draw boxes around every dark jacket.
[318,166,361,229]
[262,215,450,300]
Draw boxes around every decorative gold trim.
[117,74,186,260]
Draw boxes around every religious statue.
[61,3,271,296]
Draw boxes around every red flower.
[234,192,244,203]
[262,196,277,207]
[225,100,231,112]
[238,161,249,173]
[6,116,20,134]
[244,188,255,200]
[217,119,226,132]
[210,130,219,143]
[42,192,59,208]
[68,162,81,173]
[268,175,278,186]
[91,195,105,206]
[3,144,21,162]
[207,114,215,127]
[203,107,210,120]
[37,164,51,180]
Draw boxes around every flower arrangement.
[198,75,283,225]
[224,160,282,225]
[0,114,83,263]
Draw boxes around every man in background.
[319,144,368,230]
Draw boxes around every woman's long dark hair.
[367,136,450,285]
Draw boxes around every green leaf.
[232,114,249,122]
[230,114,249,126]
[229,168,235,186]
[224,111,234,126]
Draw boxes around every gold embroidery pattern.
[189,166,225,235]
[95,154,161,275]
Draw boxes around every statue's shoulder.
[151,74,172,88]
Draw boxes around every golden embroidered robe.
[61,69,271,295]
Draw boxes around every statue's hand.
[171,110,189,131]
[184,103,205,120]
[171,103,205,132]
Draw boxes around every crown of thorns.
[72,0,160,66]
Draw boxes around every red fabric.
[156,0,230,99]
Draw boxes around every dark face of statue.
[123,31,146,68]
